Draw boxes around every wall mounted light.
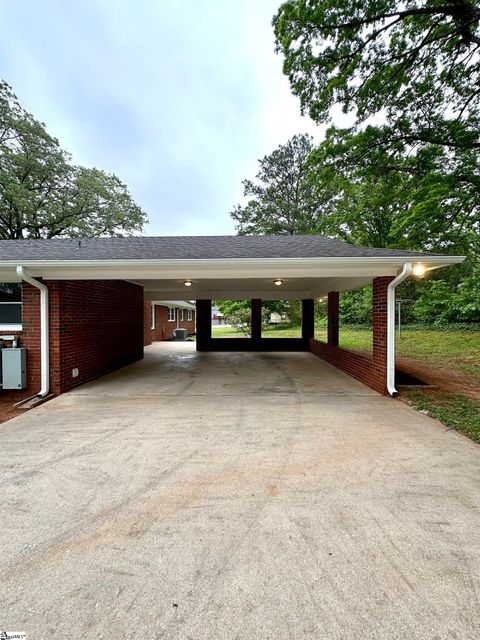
[412,264,426,278]
[273,279,283,286]
[184,280,193,287]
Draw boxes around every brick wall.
[49,280,144,394]
[1,280,144,397]
[148,304,195,342]
[310,277,394,395]
[144,300,152,346]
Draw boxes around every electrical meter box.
[1,348,27,390]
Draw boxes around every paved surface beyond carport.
[1,343,479,640]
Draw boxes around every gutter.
[0,255,466,268]
[16,266,50,397]
[387,262,412,396]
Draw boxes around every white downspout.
[16,266,50,397]
[387,262,412,396]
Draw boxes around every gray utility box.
[173,328,188,341]
[1,348,27,390]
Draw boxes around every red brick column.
[327,291,339,347]
[372,276,394,392]
[144,299,152,346]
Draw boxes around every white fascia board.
[0,255,465,281]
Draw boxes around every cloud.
[0,0,325,235]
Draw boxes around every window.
[168,307,175,322]
[180,309,184,321]
[187,309,193,321]
[0,283,22,327]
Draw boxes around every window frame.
[0,283,22,330]
[187,309,193,321]
[180,308,184,321]
[167,307,176,322]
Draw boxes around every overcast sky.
[0,0,324,235]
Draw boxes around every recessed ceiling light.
[274,279,283,286]
[412,264,426,278]
[184,280,193,287]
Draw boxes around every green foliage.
[0,81,147,239]
[231,134,332,235]
[216,299,302,335]
[412,270,480,324]
[334,269,480,326]
[412,281,459,324]
[339,287,372,325]
[272,1,480,323]
[216,300,253,336]
[227,1,480,326]
[273,1,480,150]
[407,391,480,444]
[309,125,480,255]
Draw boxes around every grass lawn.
[213,324,480,379]
[212,324,480,443]
[338,327,480,380]
[406,391,480,444]
[212,324,303,338]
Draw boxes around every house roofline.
[0,255,465,269]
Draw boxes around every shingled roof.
[0,235,441,261]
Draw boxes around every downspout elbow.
[387,262,412,396]
[16,266,50,398]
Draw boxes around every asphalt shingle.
[0,235,441,261]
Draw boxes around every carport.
[0,234,463,399]
[1,236,478,640]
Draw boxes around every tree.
[231,133,330,235]
[216,300,254,336]
[216,299,298,335]
[310,124,480,254]
[0,81,147,239]
[273,1,480,252]
[273,1,480,151]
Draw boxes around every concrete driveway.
[1,342,479,639]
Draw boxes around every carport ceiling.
[138,276,381,300]
[0,235,464,299]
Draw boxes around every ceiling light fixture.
[412,264,426,278]
[274,279,283,286]
[183,280,193,287]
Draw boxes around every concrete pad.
[0,342,479,639]
[72,341,377,397]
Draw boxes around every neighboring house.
[145,301,195,345]
[211,305,224,325]
[268,311,289,324]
